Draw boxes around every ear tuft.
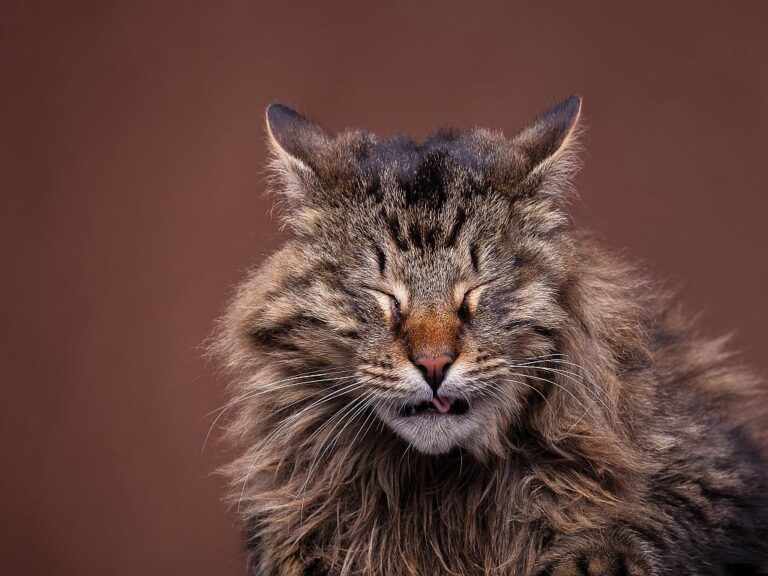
[512,94,583,200]
[514,94,581,167]
[266,104,326,166]
[265,103,328,206]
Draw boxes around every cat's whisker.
[298,391,377,500]
[538,365,616,413]
[243,366,359,396]
[507,371,599,424]
[504,362,616,415]
[245,379,371,470]
[477,377,557,418]
[202,369,359,455]
[210,365,358,418]
[500,354,613,410]
[259,378,373,454]
[516,356,605,396]
[284,389,373,486]
[253,376,362,428]
[234,379,365,451]
[511,356,600,387]
[358,395,387,442]
[471,379,506,407]
[319,391,377,459]
[332,393,383,480]
[459,389,472,411]
[398,443,412,469]
[296,380,376,451]
[238,380,375,511]
[566,404,591,434]
[510,380,556,416]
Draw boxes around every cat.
[212,96,768,575]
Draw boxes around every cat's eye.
[363,284,404,322]
[457,281,493,320]
[390,295,402,321]
[458,290,473,320]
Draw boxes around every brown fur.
[212,97,768,575]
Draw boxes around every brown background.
[3,1,767,574]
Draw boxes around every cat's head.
[226,96,582,456]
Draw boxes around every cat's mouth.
[398,396,470,417]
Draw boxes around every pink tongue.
[431,396,453,414]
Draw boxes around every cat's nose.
[413,354,455,393]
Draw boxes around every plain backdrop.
[3,1,767,574]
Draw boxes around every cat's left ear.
[511,94,582,199]
[265,103,329,205]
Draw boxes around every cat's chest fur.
[248,441,646,576]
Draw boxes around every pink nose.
[413,355,455,393]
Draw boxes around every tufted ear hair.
[511,94,582,200]
[265,103,329,205]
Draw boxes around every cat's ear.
[511,94,582,199]
[265,103,328,204]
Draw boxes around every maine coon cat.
[212,96,768,575]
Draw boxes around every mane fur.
[211,100,768,575]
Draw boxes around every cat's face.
[349,198,568,455]
[239,97,581,455]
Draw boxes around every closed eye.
[458,288,477,320]
[362,284,396,300]
[390,295,402,321]
[457,277,499,318]
[363,285,403,321]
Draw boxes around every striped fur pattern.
[212,96,768,575]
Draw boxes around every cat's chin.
[375,403,488,455]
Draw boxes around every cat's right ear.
[510,94,582,200]
[265,103,328,205]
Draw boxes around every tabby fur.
[212,96,768,575]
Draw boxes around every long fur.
[211,97,768,576]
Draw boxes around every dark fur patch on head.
[445,207,466,248]
[470,243,480,272]
[411,151,447,207]
[385,212,409,251]
[375,245,386,274]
